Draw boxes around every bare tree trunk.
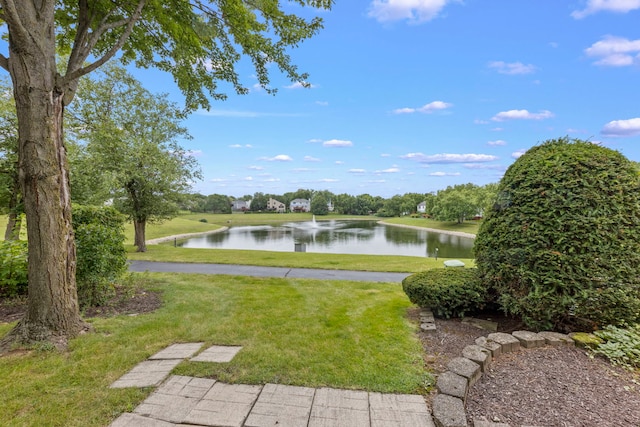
[134,220,147,252]
[4,172,21,240]
[0,16,85,349]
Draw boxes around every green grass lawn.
[0,273,428,427]
[381,217,480,235]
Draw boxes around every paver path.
[109,342,434,427]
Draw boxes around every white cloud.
[512,149,527,159]
[244,176,253,181]
[315,101,329,106]
[487,140,507,146]
[304,155,321,162]
[229,144,253,148]
[381,153,391,157]
[349,169,367,173]
[210,178,227,182]
[260,154,293,162]
[393,100,453,114]
[376,167,400,173]
[429,171,461,176]
[318,178,339,183]
[264,178,281,182]
[491,109,554,121]
[400,153,499,163]
[584,36,640,67]
[293,168,312,172]
[247,165,264,170]
[323,139,354,147]
[186,150,203,157]
[474,119,489,125]
[601,117,640,136]
[572,0,640,19]
[335,160,345,165]
[308,138,323,143]
[285,81,316,89]
[488,61,537,75]
[368,0,459,23]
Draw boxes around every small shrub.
[73,205,127,308]
[0,239,28,298]
[402,268,486,318]
[592,324,640,369]
[199,218,207,223]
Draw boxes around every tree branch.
[63,0,146,84]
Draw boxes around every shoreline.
[378,221,476,239]
[146,226,229,245]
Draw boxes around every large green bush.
[402,268,486,318]
[0,239,28,298]
[474,138,640,331]
[73,205,128,308]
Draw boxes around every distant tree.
[0,79,21,240]
[69,64,201,252]
[206,194,232,214]
[431,184,481,223]
[250,192,268,212]
[311,192,329,215]
[378,195,404,217]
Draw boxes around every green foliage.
[311,192,329,215]
[475,137,640,331]
[0,239,28,297]
[73,205,128,308]
[402,268,486,318]
[199,218,208,223]
[593,324,640,369]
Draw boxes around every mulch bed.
[412,308,640,427]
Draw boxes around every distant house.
[267,198,286,213]
[290,198,311,213]
[232,200,250,213]
[327,199,334,212]
[417,201,427,214]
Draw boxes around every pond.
[175,219,474,258]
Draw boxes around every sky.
[129,0,640,199]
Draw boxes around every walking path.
[129,260,412,283]
[109,343,434,427]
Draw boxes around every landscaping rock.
[436,371,468,401]
[421,323,437,332]
[487,332,521,353]
[446,357,481,387]
[461,317,498,332]
[475,337,502,358]
[461,345,491,372]
[432,394,467,427]
[538,331,574,347]
[512,331,545,349]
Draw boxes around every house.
[267,198,286,213]
[327,199,334,212]
[231,200,250,213]
[290,198,311,212]
[417,201,427,214]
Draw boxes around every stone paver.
[244,383,316,427]
[308,388,370,427]
[110,359,182,388]
[149,343,204,360]
[191,345,243,363]
[134,376,216,423]
[369,393,434,427]
[110,412,176,427]
[183,382,263,426]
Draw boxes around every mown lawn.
[0,273,428,427]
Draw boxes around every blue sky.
[131,0,640,199]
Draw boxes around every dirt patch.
[412,308,640,427]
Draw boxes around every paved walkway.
[109,343,434,427]
[129,260,412,283]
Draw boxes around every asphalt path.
[128,260,411,283]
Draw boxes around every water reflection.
[176,220,474,258]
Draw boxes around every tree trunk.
[1,18,85,349]
[4,172,21,240]
[134,220,147,252]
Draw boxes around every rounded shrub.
[402,268,486,318]
[474,137,640,331]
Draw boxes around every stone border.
[430,329,575,427]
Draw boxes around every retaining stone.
[446,357,481,387]
[512,331,545,349]
[487,332,521,353]
[473,418,510,427]
[421,323,437,331]
[436,371,468,401]
[475,337,502,358]
[461,345,492,372]
[432,394,467,427]
[538,331,574,347]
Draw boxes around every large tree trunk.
[0,13,85,349]
[134,220,147,252]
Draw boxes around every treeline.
[181,182,499,223]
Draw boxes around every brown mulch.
[411,308,640,427]
[0,286,162,323]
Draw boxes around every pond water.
[175,219,474,258]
